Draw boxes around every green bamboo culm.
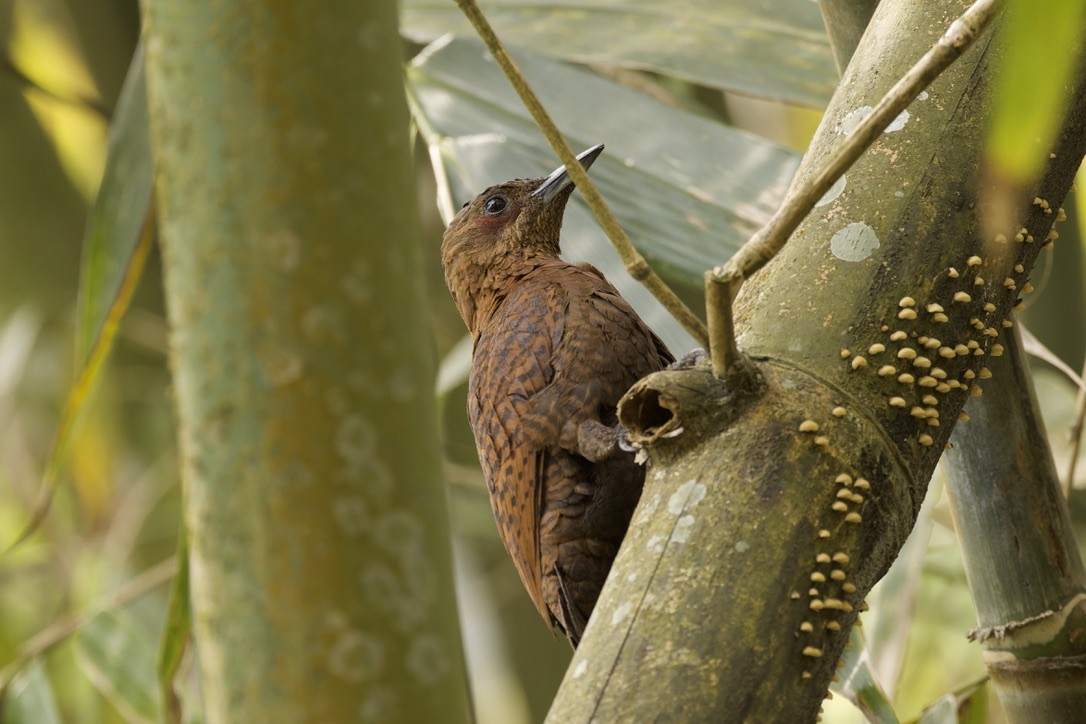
[140,1,471,720]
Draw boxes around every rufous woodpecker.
[441,145,673,645]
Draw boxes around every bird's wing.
[468,283,567,628]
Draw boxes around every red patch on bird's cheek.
[473,204,523,236]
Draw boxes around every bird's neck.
[459,253,554,337]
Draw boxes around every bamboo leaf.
[400,0,837,106]
[3,44,156,554]
[408,37,800,352]
[157,528,191,724]
[986,0,1086,185]
[77,610,161,724]
[1,660,62,724]
[76,42,154,368]
[831,627,899,724]
[913,678,988,724]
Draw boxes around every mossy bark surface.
[141,1,470,720]
[548,1,1086,720]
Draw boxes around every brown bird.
[441,145,673,645]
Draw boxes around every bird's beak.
[531,144,605,204]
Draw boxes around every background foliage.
[0,0,1083,721]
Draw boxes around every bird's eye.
[483,195,508,215]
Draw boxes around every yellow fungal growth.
[898,373,915,384]
[791,592,801,599]
[811,572,827,583]
[816,553,831,563]
[948,268,960,278]
[939,347,956,359]
[853,478,870,490]
[877,364,897,376]
[800,622,814,632]
[974,277,985,286]
[835,473,852,485]
[833,552,850,564]
[819,529,832,539]
[954,344,969,355]
[922,394,938,406]
[889,330,907,342]
[815,436,829,447]
[851,356,868,369]
[1003,278,1016,289]
[1057,207,1067,221]
[809,588,820,596]
[800,420,820,432]
[842,583,857,593]
[1002,319,1014,328]
[1015,302,1026,311]
[1026,235,1035,243]
[959,411,970,422]
[985,328,998,338]
[1023,282,1035,294]
[967,340,980,350]
[953,291,972,303]
[898,308,918,320]
[840,348,852,359]
[889,396,907,408]
[830,570,846,581]
[1014,264,1025,273]
[933,313,949,323]
[899,296,916,308]
[931,368,947,379]
[991,344,1005,356]
[810,600,825,610]
[918,434,934,446]
[926,303,944,313]
[927,418,940,427]
[913,357,932,369]
[983,302,997,312]
[832,406,847,417]
[832,501,849,512]
[868,343,886,355]
[936,383,952,393]
[994,233,1008,244]
[966,256,982,267]
[963,369,976,379]
[845,512,862,524]
[974,348,986,356]
[918,376,937,388]
[836,489,852,499]
[1014,231,1025,242]
[802,672,812,680]
[898,347,917,360]
[803,647,823,658]
[971,386,984,397]
[1048,229,1059,241]
[971,318,986,330]
[910,406,928,418]
[924,338,941,350]
[827,621,842,632]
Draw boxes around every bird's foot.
[568,419,621,462]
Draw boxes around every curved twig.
[706,0,1001,380]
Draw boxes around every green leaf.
[158,527,192,724]
[913,678,988,724]
[864,477,938,697]
[3,44,155,554]
[75,41,154,368]
[77,610,161,723]
[400,0,837,107]
[832,627,900,724]
[986,0,1086,185]
[408,37,799,352]
[1,660,62,724]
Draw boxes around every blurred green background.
[2,0,1085,722]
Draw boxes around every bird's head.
[441,144,604,328]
